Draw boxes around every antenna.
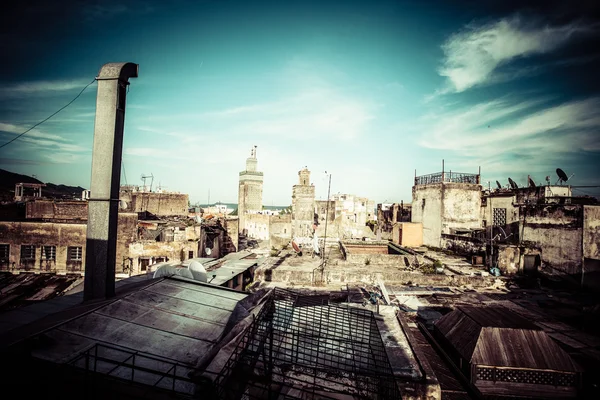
[528,176,536,188]
[141,173,154,192]
[496,180,502,190]
[508,177,518,190]
[556,168,574,185]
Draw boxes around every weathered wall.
[0,213,144,274]
[481,194,517,227]
[116,213,138,273]
[583,205,600,290]
[412,184,442,247]
[441,234,485,256]
[225,217,239,252]
[392,223,423,247]
[244,213,270,240]
[26,200,88,221]
[522,205,583,276]
[128,240,198,275]
[441,183,482,235]
[291,184,315,238]
[270,214,291,248]
[0,221,86,272]
[127,192,189,216]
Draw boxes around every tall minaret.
[238,145,263,234]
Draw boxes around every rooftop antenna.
[141,173,154,192]
[528,176,536,188]
[508,177,518,190]
[496,180,502,190]
[556,168,573,185]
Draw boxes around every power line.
[0,78,97,150]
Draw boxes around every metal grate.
[214,288,401,400]
[492,208,507,226]
[476,366,577,387]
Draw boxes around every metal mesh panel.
[215,288,402,399]
[476,366,577,387]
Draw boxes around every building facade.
[291,168,315,239]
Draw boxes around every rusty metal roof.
[435,305,581,372]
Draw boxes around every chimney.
[84,62,138,301]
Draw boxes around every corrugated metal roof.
[435,305,581,372]
[473,327,581,371]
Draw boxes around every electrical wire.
[0,78,97,150]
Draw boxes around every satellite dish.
[291,240,301,253]
[556,168,573,185]
[508,177,518,190]
[545,176,551,185]
[528,177,536,188]
[496,180,502,190]
[119,200,128,210]
[205,247,212,256]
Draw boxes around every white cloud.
[0,79,94,98]
[416,96,600,184]
[439,15,598,92]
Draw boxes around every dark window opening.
[68,246,83,261]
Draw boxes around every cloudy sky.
[1,0,599,205]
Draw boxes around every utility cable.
[0,78,97,150]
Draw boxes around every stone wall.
[225,217,239,252]
[441,234,485,256]
[26,200,88,221]
[128,240,197,275]
[125,192,189,216]
[412,184,442,247]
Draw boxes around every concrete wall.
[0,213,137,274]
[412,182,482,247]
[441,183,482,235]
[124,192,189,216]
[583,205,600,290]
[481,194,517,227]
[412,184,442,247]
[522,205,583,276]
[26,200,88,221]
[392,222,423,247]
[270,214,291,248]
[128,240,197,275]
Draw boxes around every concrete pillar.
[84,62,138,301]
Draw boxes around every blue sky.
[1,0,599,204]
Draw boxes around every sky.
[1,0,599,205]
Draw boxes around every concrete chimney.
[84,62,138,301]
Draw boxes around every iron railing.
[415,172,480,186]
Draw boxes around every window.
[68,246,83,261]
[232,274,240,287]
[140,258,150,271]
[41,245,56,261]
[188,250,194,259]
[0,244,9,260]
[422,199,426,207]
[21,245,36,260]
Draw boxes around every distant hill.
[0,168,86,201]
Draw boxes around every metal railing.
[67,343,197,397]
[415,171,480,186]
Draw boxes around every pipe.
[84,62,138,301]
